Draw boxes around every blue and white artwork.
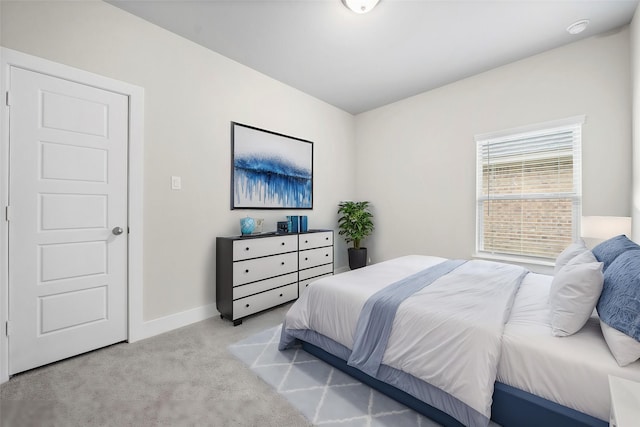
[232,123,313,209]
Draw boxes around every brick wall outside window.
[477,118,581,260]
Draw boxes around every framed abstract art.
[231,122,313,209]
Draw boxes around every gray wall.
[0,1,356,321]
[632,7,640,240]
[1,1,634,321]
[354,28,632,266]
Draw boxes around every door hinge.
[5,206,12,222]
[5,91,10,107]
[5,321,12,337]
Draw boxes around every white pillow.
[549,251,604,337]
[553,239,587,275]
[601,320,640,366]
[549,249,598,302]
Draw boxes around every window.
[476,116,583,260]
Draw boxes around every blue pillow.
[596,250,640,341]
[592,235,640,271]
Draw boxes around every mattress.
[498,272,640,422]
[282,255,528,426]
[286,255,448,352]
[282,255,640,424]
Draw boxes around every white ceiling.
[108,0,639,114]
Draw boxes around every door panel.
[41,90,109,136]
[40,286,107,334]
[40,241,107,281]
[41,142,107,182]
[40,194,107,230]
[8,66,128,374]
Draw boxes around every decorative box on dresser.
[216,230,334,325]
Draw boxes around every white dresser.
[216,230,334,325]
[298,231,334,296]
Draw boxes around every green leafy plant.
[337,201,374,249]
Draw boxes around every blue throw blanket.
[347,259,467,377]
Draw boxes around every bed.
[279,253,640,427]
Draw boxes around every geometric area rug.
[228,325,441,427]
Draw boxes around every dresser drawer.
[233,272,298,299]
[217,230,334,326]
[299,246,333,270]
[233,234,298,261]
[299,231,333,251]
[299,263,334,281]
[233,283,298,319]
[299,273,333,296]
[233,252,298,286]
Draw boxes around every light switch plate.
[171,176,182,190]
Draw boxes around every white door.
[8,66,129,374]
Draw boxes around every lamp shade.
[341,0,380,14]
[581,216,632,239]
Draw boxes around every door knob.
[112,227,124,235]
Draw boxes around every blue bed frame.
[301,341,608,427]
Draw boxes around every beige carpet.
[0,303,310,427]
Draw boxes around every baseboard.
[133,303,218,342]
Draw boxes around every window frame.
[475,116,584,262]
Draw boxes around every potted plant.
[337,201,374,270]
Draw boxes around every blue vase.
[240,217,255,235]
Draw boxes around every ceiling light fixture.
[341,0,380,14]
[566,19,590,35]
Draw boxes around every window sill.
[472,252,554,275]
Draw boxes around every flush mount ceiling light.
[566,19,590,35]
[341,0,380,14]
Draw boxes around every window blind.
[476,118,583,260]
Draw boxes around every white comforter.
[499,272,640,421]
[282,255,528,426]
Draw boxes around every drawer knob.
[281,242,285,246]
[305,284,309,288]
[305,240,308,243]
[305,257,308,261]
[279,293,283,297]
[245,247,250,251]
[245,269,249,273]
[245,304,250,308]
[281,262,285,265]
[326,253,329,257]
[325,237,329,240]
